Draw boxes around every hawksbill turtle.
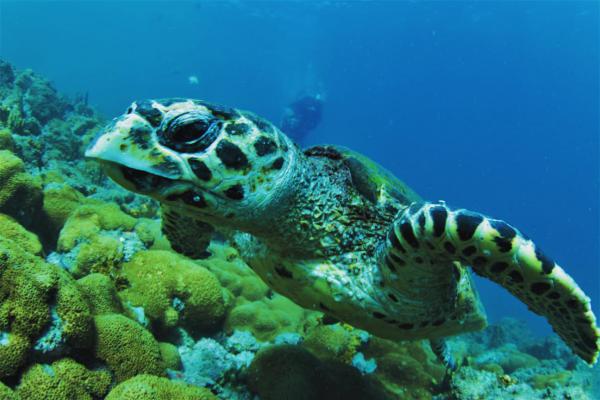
[85,98,600,367]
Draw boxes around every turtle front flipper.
[384,202,600,364]
[161,205,214,259]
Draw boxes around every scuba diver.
[280,94,323,146]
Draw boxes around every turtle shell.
[305,144,422,207]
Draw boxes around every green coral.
[0,150,42,228]
[105,374,217,400]
[93,314,165,382]
[15,358,111,400]
[56,201,154,278]
[40,183,85,242]
[73,235,123,279]
[0,129,15,152]
[0,234,92,377]
[0,381,17,400]
[159,342,182,370]
[303,324,364,364]
[76,273,123,315]
[57,202,137,251]
[119,250,226,335]
[0,214,42,256]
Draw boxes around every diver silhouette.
[280,94,323,146]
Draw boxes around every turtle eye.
[160,112,221,153]
[171,120,210,143]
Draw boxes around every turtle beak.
[85,116,181,180]
[85,116,183,194]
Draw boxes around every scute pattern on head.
[86,98,298,224]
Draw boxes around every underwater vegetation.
[0,59,598,399]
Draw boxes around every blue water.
[1,1,598,335]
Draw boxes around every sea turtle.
[85,98,600,367]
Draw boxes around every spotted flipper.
[161,206,214,259]
[385,202,600,364]
[429,338,457,371]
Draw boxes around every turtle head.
[86,98,297,224]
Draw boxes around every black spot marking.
[135,100,162,126]
[254,136,277,156]
[275,265,293,279]
[398,323,414,330]
[225,122,250,136]
[432,318,446,326]
[462,246,477,257]
[388,231,406,253]
[129,126,153,149]
[456,212,483,241]
[216,140,249,170]
[508,270,524,283]
[490,262,509,273]
[188,159,212,181]
[246,113,274,133]
[547,291,561,300]
[534,248,555,274]
[319,302,330,311]
[373,312,386,319]
[531,282,551,295]
[224,184,244,200]
[270,157,284,170]
[493,236,513,253]
[430,206,448,237]
[417,212,426,232]
[388,293,399,302]
[399,222,419,249]
[208,103,239,120]
[491,220,517,239]
[444,241,456,254]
